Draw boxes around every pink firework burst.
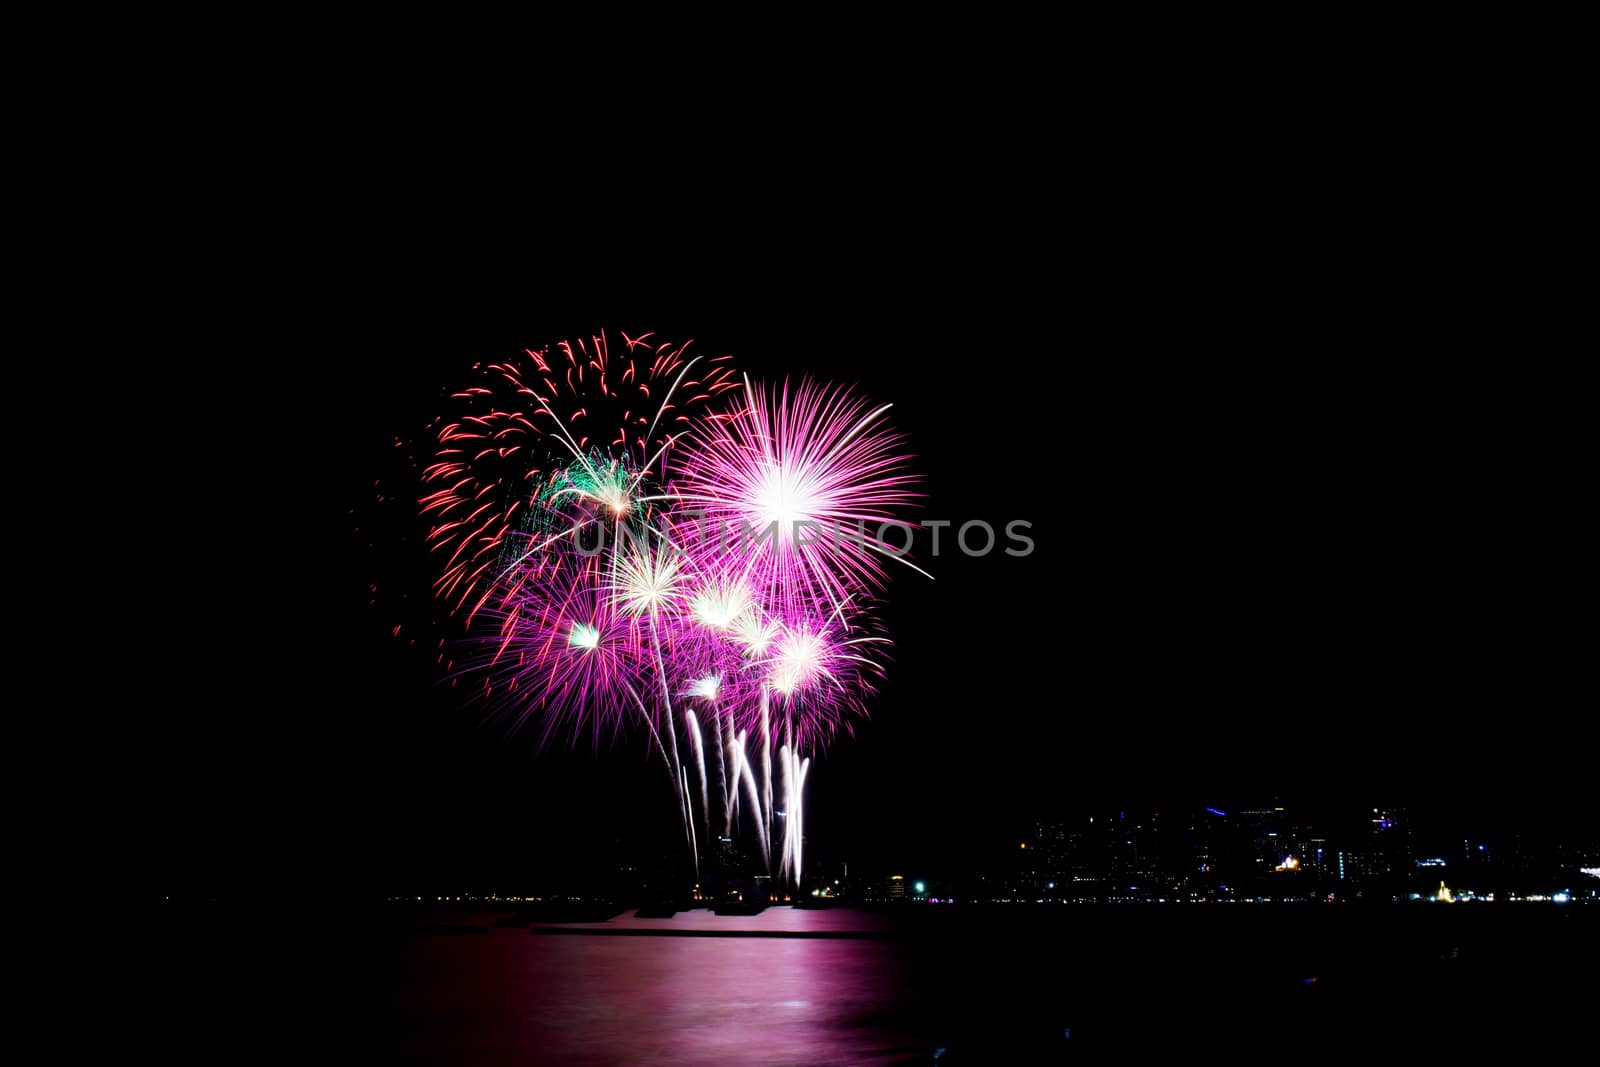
[473,553,650,749]
[754,604,887,746]
[669,378,922,616]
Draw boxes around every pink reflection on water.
[531,906,894,934]
[396,908,918,1064]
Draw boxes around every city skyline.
[346,799,1597,907]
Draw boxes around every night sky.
[144,255,1588,898]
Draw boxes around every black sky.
[140,232,1589,897]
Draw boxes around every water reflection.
[388,903,1594,1062]
[397,912,917,1064]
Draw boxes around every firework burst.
[670,377,923,616]
[414,343,921,889]
[420,331,738,620]
[472,554,647,749]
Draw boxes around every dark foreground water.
[163,904,1595,1062]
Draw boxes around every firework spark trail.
[644,617,696,861]
[776,723,811,885]
[686,709,708,831]
[682,764,700,884]
[713,707,730,827]
[733,731,770,869]
[779,742,793,882]
[603,533,698,861]
[621,678,701,864]
[791,747,803,882]
[724,726,744,837]
[796,752,810,883]
[626,685,674,777]
[760,689,773,867]
[665,716,689,852]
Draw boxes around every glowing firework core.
[756,461,818,536]
[690,581,752,630]
[772,628,826,694]
[553,459,634,518]
[733,612,780,656]
[568,623,601,651]
[611,547,686,617]
[685,674,721,700]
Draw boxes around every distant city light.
[402,805,1593,909]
